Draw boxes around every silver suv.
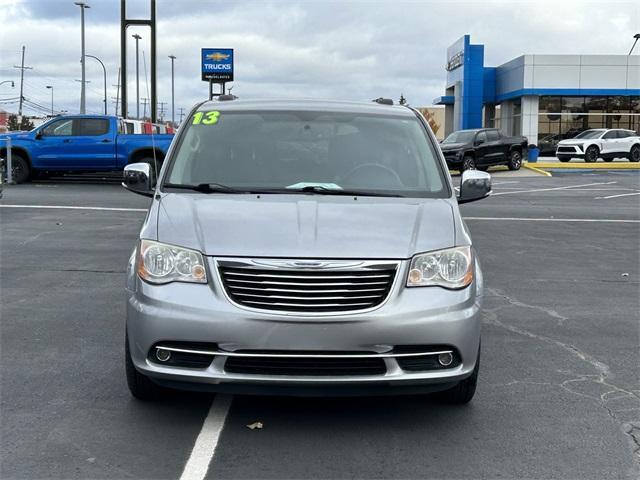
[123,99,491,403]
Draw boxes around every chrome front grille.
[216,258,399,314]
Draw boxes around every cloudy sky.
[0,0,638,121]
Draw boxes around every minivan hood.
[155,194,456,259]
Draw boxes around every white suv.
[556,129,640,163]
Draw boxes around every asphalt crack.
[484,288,640,470]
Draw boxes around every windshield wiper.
[293,185,403,197]
[163,182,248,193]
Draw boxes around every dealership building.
[434,35,640,147]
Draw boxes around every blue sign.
[201,48,234,82]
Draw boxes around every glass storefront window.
[562,97,585,113]
[539,96,561,113]
[608,96,630,113]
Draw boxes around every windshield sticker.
[192,111,221,125]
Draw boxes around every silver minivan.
[123,98,491,403]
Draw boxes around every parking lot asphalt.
[1,169,639,479]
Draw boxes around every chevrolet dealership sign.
[202,48,234,82]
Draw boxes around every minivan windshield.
[573,129,605,139]
[442,130,476,144]
[164,110,447,197]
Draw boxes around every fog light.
[156,348,172,362]
[438,352,453,367]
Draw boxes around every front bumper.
[126,257,483,394]
[556,145,584,159]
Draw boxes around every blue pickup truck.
[1,115,174,183]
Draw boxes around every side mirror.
[122,162,155,197]
[35,131,43,140]
[474,138,485,146]
[458,170,491,204]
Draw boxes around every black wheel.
[438,349,480,405]
[125,332,163,401]
[10,153,30,184]
[508,150,522,170]
[461,156,476,171]
[584,145,599,163]
[629,145,640,163]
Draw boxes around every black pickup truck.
[439,128,528,172]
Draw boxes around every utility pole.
[132,33,142,118]
[141,97,148,119]
[74,2,90,114]
[113,67,121,116]
[13,45,32,117]
[157,101,166,122]
[168,55,176,125]
[178,107,185,125]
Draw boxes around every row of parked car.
[438,127,639,171]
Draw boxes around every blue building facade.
[434,35,640,149]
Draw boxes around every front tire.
[508,150,522,170]
[584,145,599,163]
[461,156,476,171]
[438,351,479,404]
[125,332,163,401]
[629,145,640,162]
[10,153,30,184]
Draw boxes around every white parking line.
[491,181,617,196]
[0,204,147,212]
[464,217,639,223]
[180,394,233,480]
[594,192,640,200]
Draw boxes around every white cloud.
[1,0,638,119]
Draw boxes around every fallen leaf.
[246,421,263,430]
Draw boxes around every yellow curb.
[522,163,552,177]
[532,162,640,169]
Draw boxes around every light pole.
[629,33,640,55]
[168,55,176,125]
[132,33,142,118]
[46,86,54,115]
[74,2,90,114]
[0,80,14,88]
[85,54,107,115]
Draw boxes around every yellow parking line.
[532,162,640,169]
[522,163,552,176]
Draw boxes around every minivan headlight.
[407,246,473,289]
[137,239,207,284]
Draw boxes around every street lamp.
[168,55,176,125]
[0,80,15,88]
[629,33,640,55]
[46,85,54,115]
[85,54,107,115]
[132,33,142,118]
[74,2,90,114]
